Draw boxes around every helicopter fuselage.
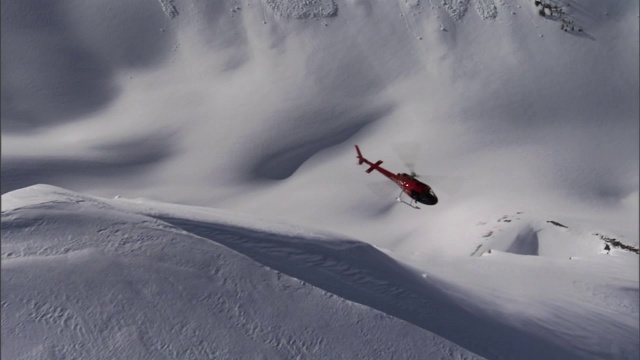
[355,145,438,206]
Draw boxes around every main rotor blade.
[392,141,421,175]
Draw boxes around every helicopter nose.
[418,193,438,205]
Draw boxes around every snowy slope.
[2,185,484,360]
[2,0,637,250]
[2,185,638,359]
[1,0,638,359]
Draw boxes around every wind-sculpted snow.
[0,129,174,194]
[441,0,471,21]
[4,185,638,359]
[474,0,498,20]
[2,185,484,360]
[248,104,393,180]
[1,0,173,130]
[469,212,638,258]
[264,0,338,19]
[1,0,639,355]
[2,0,637,219]
[159,0,179,19]
[152,216,588,359]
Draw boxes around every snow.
[3,185,637,359]
[159,0,179,19]
[2,0,638,359]
[2,185,483,359]
[264,0,338,19]
[441,0,471,21]
[473,0,498,20]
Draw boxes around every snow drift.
[2,185,638,359]
[1,0,638,358]
[2,185,484,360]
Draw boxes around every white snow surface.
[2,184,638,359]
[2,185,485,359]
[1,0,639,358]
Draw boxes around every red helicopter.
[355,145,438,209]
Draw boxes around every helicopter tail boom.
[366,160,383,173]
[355,145,365,165]
[355,145,386,174]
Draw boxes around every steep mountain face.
[2,0,637,211]
[1,0,637,293]
[2,2,638,359]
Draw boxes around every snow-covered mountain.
[2,0,638,358]
[2,184,638,359]
[2,185,486,359]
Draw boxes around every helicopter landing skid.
[396,191,421,209]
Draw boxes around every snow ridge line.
[152,215,585,360]
[159,0,179,19]
[594,233,639,255]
